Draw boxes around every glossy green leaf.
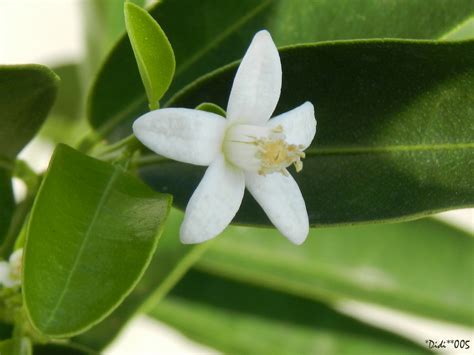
[124,2,175,111]
[0,65,59,160]
[23,144,171,337]
[151,271,429,355]
[0,337,31,355]
[74,209,210,350]
[195,219,474,326]
[141,40,474,226]
[87,0,474,138]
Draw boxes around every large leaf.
[195,218,474,326]
[124,2,175,111]
[23,144,171,337]
[74,209,210,350]
[141,40,474,226]
[151,271,430,355]
[87,0,474,137]
[0,65,59,160]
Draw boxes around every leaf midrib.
[305,142,474,156]
[42,166,121,331]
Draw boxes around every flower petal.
[267,102,316,149]
[133,108,226,166]
[245,172,309,244]
[180,155,245,244]
[227,30,282,125]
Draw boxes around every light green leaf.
[74,209,210,350]
[196,219,474,326]
[0,65,59,160]
[441,16,474,41]
[0,337,31,355]
[151,271,430,355]
[196,102,226,117]
[23,144,171,337]
[124,2,175,110]
[87,0,474,138]
[141,40,474,226]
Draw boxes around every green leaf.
[74,209,210,350]
[196,219,474,326]
[0,337,31,355]
[0,168,14,244]
[151,271,430,355]
[81,0,146,83]
[441,16,474,41]
[196,102,226,117]
[87,0,474,138]
[124,2,175,111]
[23,144,171,337]
[0,65,59,160]
[49,64,83,121]
[141,40,474,226]
[34,343,97,355]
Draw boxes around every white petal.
[245,172,309,244]
[227,30,282,125]
[267,102,316,149]
[180,155,245,244]
[133,108,226,166]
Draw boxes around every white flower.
[133,30,316,245]
[0,248,23,288]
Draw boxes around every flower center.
[223,124,305,176]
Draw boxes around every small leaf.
[196,102,226,117]
[74,209,210,350]
[23,144,171,337]
[197,219,474,326]
[141,40,474,226]
[0,65,59,160]
[151,271,430,355]
[124,2,175,110]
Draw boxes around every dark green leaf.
[0,337,31,355]
[124,2,175,110]
[49,64,83,121]
[0,65,59,160]
[23,144,171,337]
[196,219,474,326]
[151,271,430,355]
[0,167,14,244]
[141,40,474,225]
[87,0,474,138]
[74,209,210,350]
[81,0,146,83]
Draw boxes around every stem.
[94,134,142,158]
[76,130,103,153]
[0,161,41,258]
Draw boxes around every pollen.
[253,126,305,176]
